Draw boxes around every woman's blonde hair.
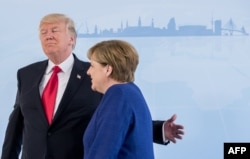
[87,40,139,82]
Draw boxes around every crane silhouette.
[221,18,248,35]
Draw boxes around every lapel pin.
[77,74,81,79]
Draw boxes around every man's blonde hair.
[39,13,77,48]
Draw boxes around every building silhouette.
[78,17,248,38]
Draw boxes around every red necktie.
[42,66,61,125]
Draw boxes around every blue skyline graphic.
[78,17,248,38]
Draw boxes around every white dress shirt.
[39,53,74,117]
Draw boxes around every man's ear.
[69,37,75,48]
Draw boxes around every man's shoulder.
[73,54,90,67]
[18,60,47,72]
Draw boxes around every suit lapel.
[30,61,50,125]
[52,56,88,123]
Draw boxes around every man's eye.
[40,30,47,34]
[52,29,59,33]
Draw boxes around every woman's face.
[87,59,109,94]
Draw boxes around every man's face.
[39,22,74,59]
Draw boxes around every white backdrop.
[1,0,250,158]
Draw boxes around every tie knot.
[53,66,61,74]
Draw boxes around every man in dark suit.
[1,13,184,159]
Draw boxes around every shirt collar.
[45,53,74,74]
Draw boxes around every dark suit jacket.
[1,55,165,159]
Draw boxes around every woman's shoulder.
[108,82,137,93]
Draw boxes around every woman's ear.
[106,65,113,76]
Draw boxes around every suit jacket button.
[47,132,52,136]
